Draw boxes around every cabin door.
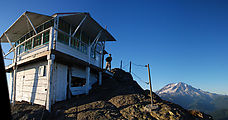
[55,63,68,101]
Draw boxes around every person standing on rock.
[105,54,112,71]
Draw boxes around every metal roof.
[0,11,53,43]
[0,11,116,43]
[59,13,116,42]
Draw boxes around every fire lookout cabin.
[0,11,116,111]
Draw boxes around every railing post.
[69,25,71,47]
[49,27,54,50]
[41,33,44,45]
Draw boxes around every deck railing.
[5,25,102,69]
[15,28,51,56]
[54,28,101,59]
[55,28,89,55]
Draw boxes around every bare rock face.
[11,68,213,120]
[65,101,124,120]
[111,68,133,83]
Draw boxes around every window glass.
[57,32,69,45]
[44,19,54,30]
[25,31,34,40]
[18,36,25,54]
[25,39,32,51]
[15,40,19,46]
[59,19,70,34]
[33,35,42,47]
[71,26,76,35]
[71,76,86,87]
[43,31,49,44]
[70,37,80,50]
[19,36,25,43]
[81,31,89,44]
[36,25,44,33]
[19,43,24,54]
[72,28,81,40]
[81,42,88,54]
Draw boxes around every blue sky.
[1,0,228,95]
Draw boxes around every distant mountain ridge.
[156,82,228,120]
[157,82,218,98]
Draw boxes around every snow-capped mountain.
[156,82,228,120]
[156,82,217,98]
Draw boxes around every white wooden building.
[0,11,116,111]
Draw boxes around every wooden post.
[120,60,122,69]
[101,42,105,70]
[147,64,153,106]
[99,71,102,85]
[46,27,55,112]
[12,65,17,105]
[129,61,131,73]
[46,54,55,111]
[12,47,18,105]
[86,66,90,94]
[101,26,107,70]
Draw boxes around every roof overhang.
[0,11,116,43]
[59,13,116,42]
[0,11,53,43]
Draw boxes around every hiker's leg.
[105,62,108,70]
[109,63,111,71]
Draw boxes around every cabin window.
[15,40,20,46]
[18,36,25,54]
[57,32,69,45]
[71,76,86,87]
[81,31,90,44]
[25,31,35,40]
[96,43,102,52]
[81,42,88,54]
[70,37,80,50]
[38,65,46,76]
[71,26,76,35]
[33,35,42,47]
[71,26,81,38]
[19,36,25,44]
[36,25,44,33]
[25,39,32,51]
[19,44,24,54]
[43,31,49,44]
[59,19,70,34]
[44,19,54,30]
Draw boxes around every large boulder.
[111,68,133,83]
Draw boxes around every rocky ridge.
[11,68,213,120]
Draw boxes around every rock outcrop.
[11,68,213,120]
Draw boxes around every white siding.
[15,61,48,105]
[10,60,99,106]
